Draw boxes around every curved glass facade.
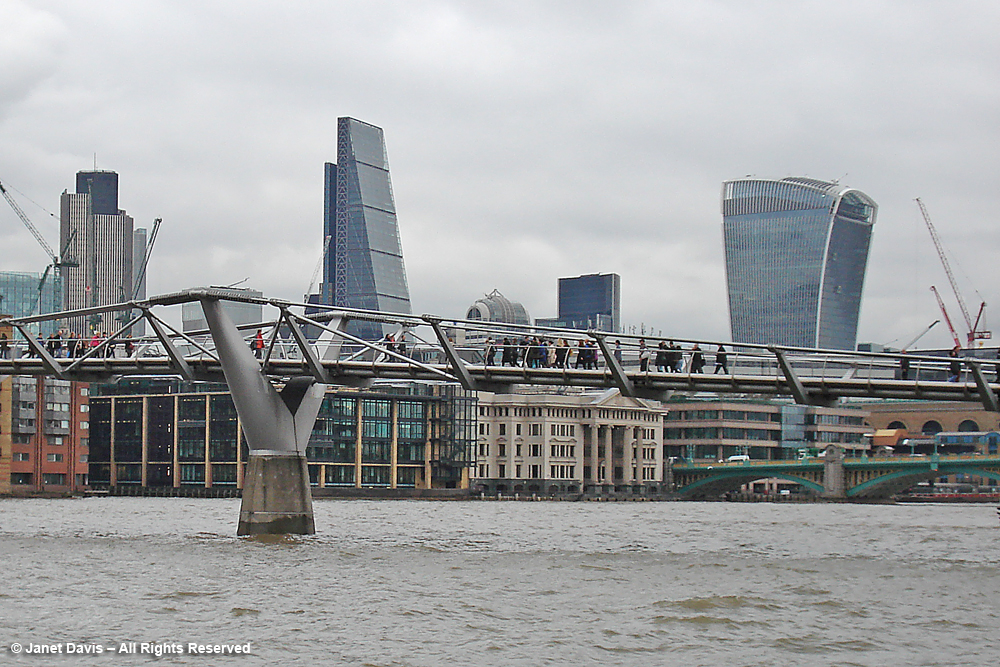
[722,178,876,350]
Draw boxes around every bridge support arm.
[142,309,194,382]
[771,348,809,406]
[591,333,635,397]
[424,317,476,391]
[965,359,1000,413]
[13,324,65,380]
[200,297,325,535]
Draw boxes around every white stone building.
[472,388,667,497]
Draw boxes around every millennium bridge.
[3,287,1000,533]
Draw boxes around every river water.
[1,498,998,666]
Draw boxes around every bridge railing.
[2,287,998,410]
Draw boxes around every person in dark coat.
[714,345,729,374]
[690,344,705,373]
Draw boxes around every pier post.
[822,445,846,499]
[199,294,325,535]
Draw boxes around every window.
[47,453,64,463]
[498,464,506,478]
[81,387,89,396]
[499,423,506,436]
[81,422,89,430]
[13,452,29,461]
[515,443,522,457]
[80,405,89,413]
[498,444,506,457]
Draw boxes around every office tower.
[319,118,411,339]
[537,273,620,332]
[60,170,146,336]
[721,177,877,350]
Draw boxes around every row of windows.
[550,444,576,458]
[664,427,781,441]
[669,409,780,422]
[478,442,548,458]
[479,463,544,479]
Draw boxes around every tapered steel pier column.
[199,294,325,535]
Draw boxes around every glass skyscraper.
[320,118,411,340]
[722,177,876,350]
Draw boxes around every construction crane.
[917,198,990,347]
[114,218,163,327]
[304,235,332,302]
[0,178,79,318]
[132,218,162,299]
[900,320,939,352]
[930,286,962,350]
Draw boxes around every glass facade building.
[722,178,876,350]
[87,380,475,493]
[0,271,62,337]
[320,118,411,340]
[536,273,620,332]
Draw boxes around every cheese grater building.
[722,177,876,350]
[320,118,411,340]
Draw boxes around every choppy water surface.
[1,498,998,665]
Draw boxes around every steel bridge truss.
[2,286,1000,412]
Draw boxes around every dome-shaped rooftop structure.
[466,289,531,325]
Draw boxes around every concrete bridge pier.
[822,445,846,499]
[199,294,326,535]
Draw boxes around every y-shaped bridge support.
[200,296,326,535]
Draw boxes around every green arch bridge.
[672,451,1000,500]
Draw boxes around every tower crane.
[900,319,939,352]
[0,178,79,317]
[304,235,332,303]
[930,286,962,350]
[917,198,990,347]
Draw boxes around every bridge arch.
[678,472,825,498]
[847,466,1000,498]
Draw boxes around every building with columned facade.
[472,388,666,497]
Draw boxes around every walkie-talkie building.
[722,177,877,350]
[320,118,411,340]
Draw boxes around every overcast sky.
[2,0,998,349]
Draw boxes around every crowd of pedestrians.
[0,329,140,359]
[478,336,732,373]
[481,337,601,369]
